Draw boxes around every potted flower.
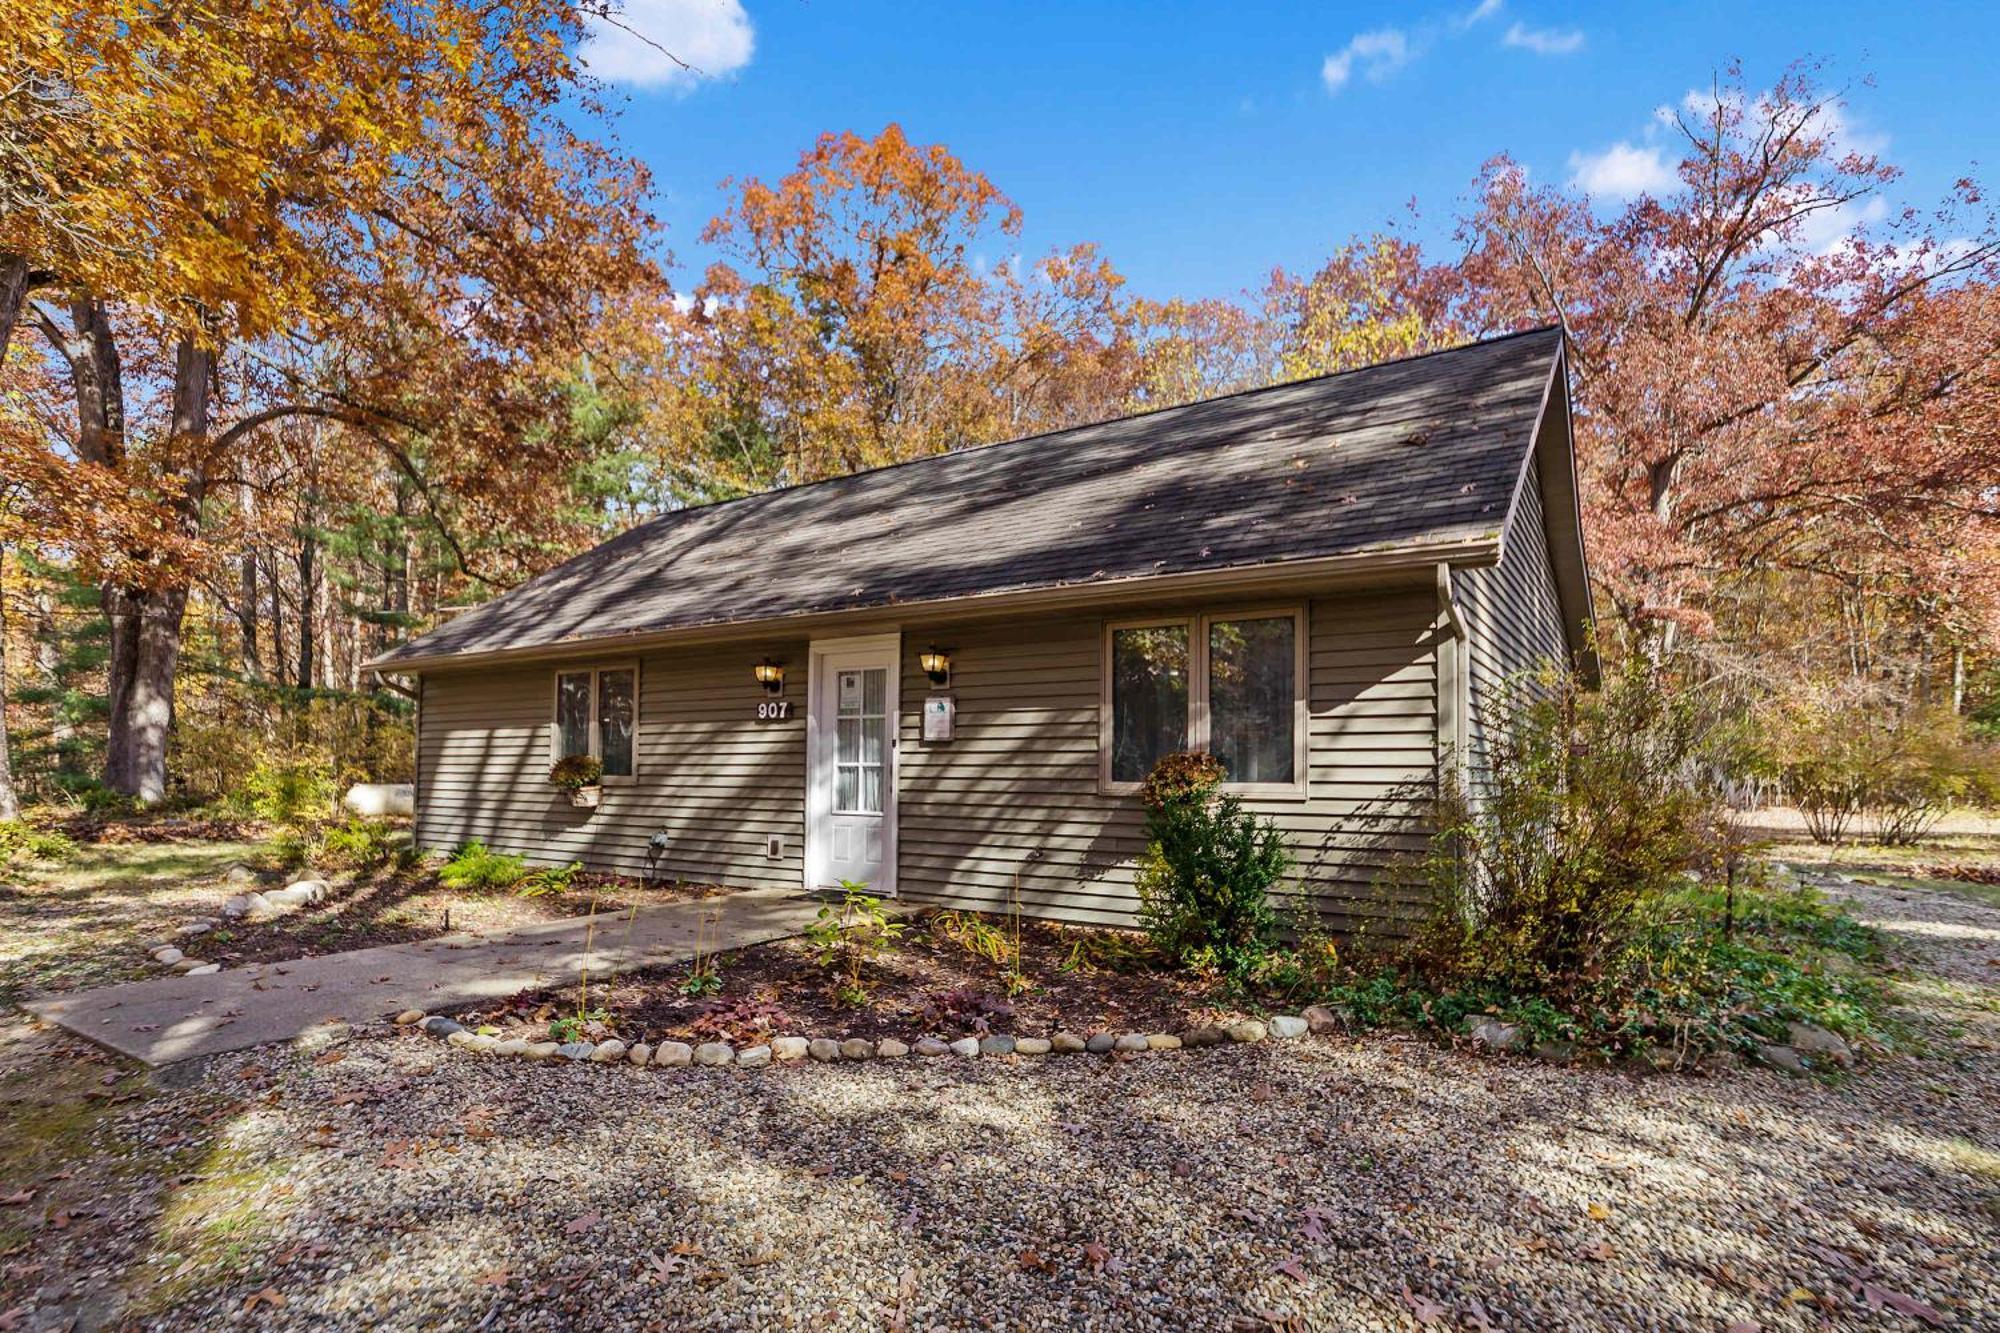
[549,754,605,808]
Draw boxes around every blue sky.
[584,1,1999,302]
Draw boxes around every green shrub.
[315,819,411,873]
[439,840,529,892]
[1412,655,1719,999]
[1134,750,1288,979]
[0,821,79,864]
[232,755,340,827]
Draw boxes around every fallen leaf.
[312,1049,345,1067]
[1274,1254,1307,1283]
[1577,1240,1616,1263]
[1400,1284,1448,1326]
[1017,1248,1051,1273]
[243,1285,286,1311]
[645,1253,682,1284]
[1860,1284,1946,1326]
[0,1191,33,1207]
[1586,1202,1611,1221]
[564,1211,600,1236]
[1725,1322,1761,1333]
[474,1268,511,1288]
[1082,1241,1109,1273]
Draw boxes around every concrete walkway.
[25,887,824,1067]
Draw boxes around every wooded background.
[3,6,1996,819]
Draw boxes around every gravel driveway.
[17,879,2000,1331]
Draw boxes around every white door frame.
[805,632,901,896]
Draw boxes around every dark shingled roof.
[377,326,1562,667]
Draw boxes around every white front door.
[808,635,899,895]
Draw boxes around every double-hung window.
[552,665,638,778]
[1102,608,1306,797]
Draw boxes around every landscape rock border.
[400,1003,1348,1071]
[136,870,337,975]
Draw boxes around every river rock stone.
[151,946,183,966]
[915,1037,952,1057]
[1269,1015,1309,1040]
[1085,1033,1117,1054]
[1786,1021,1854,1067]
[876,1038,910,1058]
[557,1041,596,1061]
[220,893,267,920]
[1226,1020,1267,1044]
[525,1041,560,1060]
[627,1043,652,1066]
[421,1016,466,1038]
[1014,1037,1051,1056]
[771,1036,811,1061]
[840,1038,875,1060]
[948,1037,980,1058]
[1113,1033,1150,1053]
[978,1035,1015,1056]
[1302,1005,1344,1034]
[170,958,204,973]
[693,1041,734,1066]
[654,1041,693,1067]
[185,963,220,976]
[1145,1033,1182,1051]
[1182,1026,1227,1048]
[394,1010,425,1026]
[1758,1043,1808,1075]
[223,864,259,885]
[494,1038,531,1057]
[737,1044,773,1069]
[591,1039,626,1063]
[808,1038,842,1062]
[1467,1019,1523,1051]
[1050,1032,1086,1053]
[176,922,212,937]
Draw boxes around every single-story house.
[368,326,1592,933]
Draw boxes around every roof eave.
[364,535,1501,675]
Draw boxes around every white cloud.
[580,0,754,93]
[1322,29,1413,93]
[1502,22,1584,56]
[1457,0,1504,26]
[1567,141,1676,199]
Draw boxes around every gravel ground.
[9,872,1998,1331]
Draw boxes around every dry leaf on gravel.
[563,1211,600,1236]
[1082,1241,1109,1273]
[1859,1284,1945,1326]
[243,1286,285,1311]
[0,1190,33,1207]
[1399,1284,1448,1325]
[1274,1255,1307,1283]
[1018,1248,1052,1273]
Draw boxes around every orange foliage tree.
[3,0,665,801]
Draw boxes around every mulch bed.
[481,912,1243,1046]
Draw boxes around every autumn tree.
[1450,63,2000,656]
[661,125,1134,497]
[4,0,664,801]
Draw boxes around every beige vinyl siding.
[417,639,807,887]
[1457,459,1568,799]
[896,589,1440,935]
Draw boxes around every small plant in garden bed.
[805,880,905,1007]
[548,1009,611,1043]
[439,841,530,892]
[515,860,583,898]
[0,820,79,865]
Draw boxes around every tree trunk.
[0,545,20,821]
[0,254,28,367]
[238,486,264,682]
[104,337,210,802]
[297,529,316,689]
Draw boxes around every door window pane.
[1208,616,1295,784]
[597,668,636,777]
[834,667,886,814]
[1110,625,1189,783]
[556,672,592,759]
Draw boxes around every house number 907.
[756,700,792,720]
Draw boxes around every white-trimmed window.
[552,665,638,779]
[1100,608,1307,798]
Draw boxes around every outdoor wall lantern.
[919,645,952,687]
[754,659,786,695]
